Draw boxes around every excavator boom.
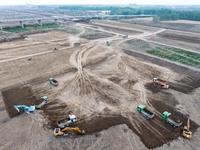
[187,118,190,131]
[62,127,81,133]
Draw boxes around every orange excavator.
[182,117,192,139]
[54,127,85,136]
[153,78,169,89]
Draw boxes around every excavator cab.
[54,128,64,136]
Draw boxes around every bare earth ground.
[0,20,200,150]
[146,30,200,52]
[126,18,200,33]
[162,20,200,25]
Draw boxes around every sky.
[0,0,200,5]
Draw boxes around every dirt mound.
[150,98,199,133]
[0,34,26,43]
[75,114,132,134]
[145,82,162,93]
[43,99,73,128]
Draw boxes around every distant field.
[161,20,200,24]
[123,39,200,68]
[3,23,64,33]
[0,31,4,35]
[147,47,200,68]
[81,29,114,40]
[65,26,81,34]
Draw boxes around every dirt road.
[0,20,200,150]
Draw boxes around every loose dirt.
[1,20,200,150]
[1,85,39,117]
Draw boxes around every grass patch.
[123,39,200,68]
[0,31,5,35]
[65,26,81,34]
[81,33,110,39]
[167,47,200,61]
[147,48,200,68]
[3,23,63,33]
[4,26,32,33]
[35,24,64,30]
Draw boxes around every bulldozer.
[54,127,85,136]
[153,78,169,89]
[182,118,192,139]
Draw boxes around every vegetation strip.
[3,23,63,33]
[147,47,200,68]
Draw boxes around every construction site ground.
[0,19,200,150]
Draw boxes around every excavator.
[153,78,169,89]
[14,105,35,114]
[54,127,85,136]
[182,117,192,139]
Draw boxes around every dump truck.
[137,105,155,119]
[162,111,182,127]
[54,127,85,136]
[57,114,77,128]
[48,78,58,86]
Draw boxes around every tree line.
[111,8,200,21]
[57,5,200,21]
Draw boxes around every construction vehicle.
[14,105,35,114]
[162,111,182,127]
[137,105,155,119]
[57,114,77,128]
[153,78,169,89]
[123,35,128,39]
[106,41,111,46]
[54,127,85,136]
[74,42,80,47]
[48,78,58,86]
[182,117,192,139]
[35,96,48,109]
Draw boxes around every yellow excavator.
[54,127,85,136]
[153,78,169,89]
[182,118,192,139]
